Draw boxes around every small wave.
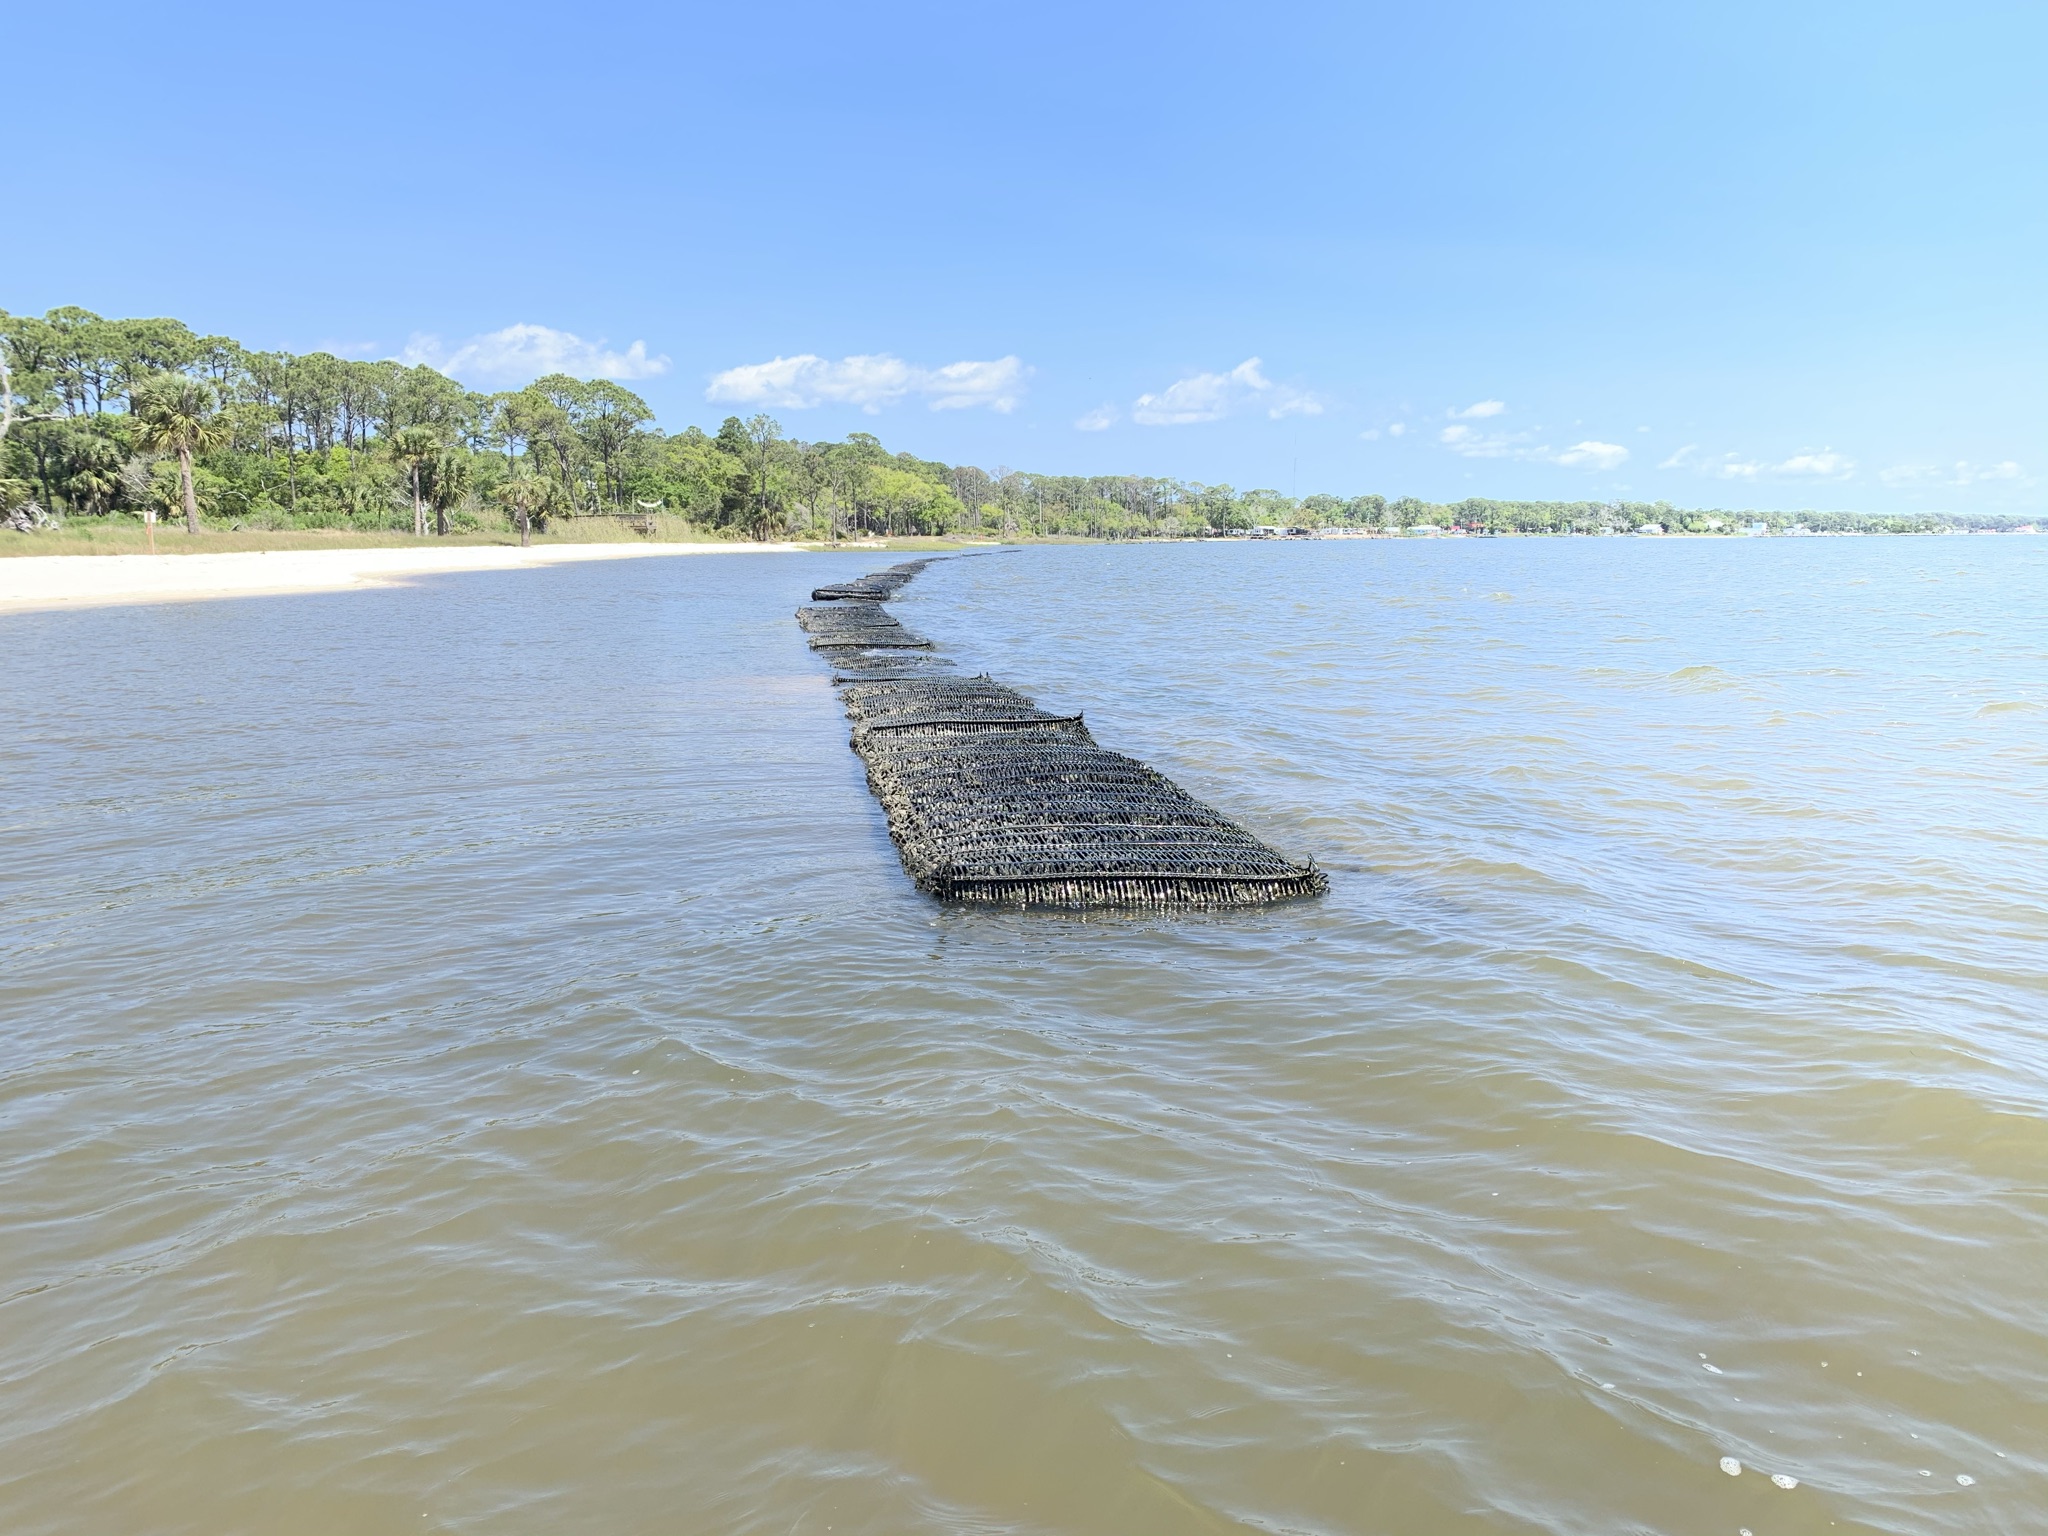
[1976,700,2041,717]
[1668,664,1740,692]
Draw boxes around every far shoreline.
[6,522,2038,616]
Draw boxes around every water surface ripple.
[3,539,2044,1534]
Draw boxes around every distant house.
[1636,523,1664,535]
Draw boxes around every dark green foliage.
[3,304,2025,540]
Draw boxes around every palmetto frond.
[130,373,225,456]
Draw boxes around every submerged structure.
[802,558,1326,909]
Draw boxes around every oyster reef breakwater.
[799,558,1327,908]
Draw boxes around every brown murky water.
[4,540,2044,1534]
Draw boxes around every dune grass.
[2,521,1046,558]
[0,516,745,558]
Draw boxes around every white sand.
[0,542,807,614]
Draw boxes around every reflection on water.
[3,539,2044,1535]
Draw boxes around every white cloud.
[1776,450,1854,478]
[1268,390,1324,419]
[1881,459,2029,487]
[1130,357,1322,425]
[921,357,1030,412]
[1439,423,1628,471]
[1665,445,1861,482]
[705,353,1028,414]
[1075,403,1118,432]
[401,323,670,384]
[1439,423,1528,458]
[1554,440,1630,471]
[1448,399,1506,419]
[1388,422,1407,437]
[1358,428,1380,441]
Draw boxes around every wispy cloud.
[1439,423,1628,471]
[1661,444,1857,481]
[1438,424,1529,458]
[1880,459,2028,487]
[705,353,1027,414]
[1554,441,1630,471]
[401,323,671,384]
[1388,422,1406,437]
[1130,357,1322,425]
[1660,445,1761,478]
[1074,403,1118,431]
[1776,450,1853,478]
[1447,399,1506,419]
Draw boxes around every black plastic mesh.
[810,559,934,603]
[803,561,1325,908]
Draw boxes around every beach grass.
[2,524,1047,559]
[1,516,747,558]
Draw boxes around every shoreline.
[0,542,810,615]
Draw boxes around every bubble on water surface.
[1957,1475,1975,1485]
[1719,1457,1742,1476]
[1703,1362,1723,1374]
[1771,1473,1798,1489]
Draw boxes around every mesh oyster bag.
[805,562,1325,909]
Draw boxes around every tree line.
[1,306,2026,542]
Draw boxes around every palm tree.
[389,426,439,537]
[492,465,548,548]
[130,374,225,535]
[60,432,126,516]
[423,446,470,536]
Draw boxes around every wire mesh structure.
[805,559,1326,909]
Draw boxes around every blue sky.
[8,1,2042,513]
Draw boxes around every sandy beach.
[0,542,806,615]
